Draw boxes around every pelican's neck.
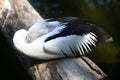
[13,29,49,57]
[13,29,44,58]
[13,29,30,53]
[13,29,64,60]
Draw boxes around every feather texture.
[44,33,97,57]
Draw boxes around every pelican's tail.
[94,26,113,43]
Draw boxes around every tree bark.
[0,0,110,80]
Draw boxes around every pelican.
[13,17,112,60]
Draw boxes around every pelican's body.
[13,17,112,60]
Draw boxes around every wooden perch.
[0,0,110,80]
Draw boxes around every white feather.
[44,33,97,57]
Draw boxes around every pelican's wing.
[43,19,99,57]
[43,17,112,57]
[43,32,97,57]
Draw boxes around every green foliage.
[87,43,120,63]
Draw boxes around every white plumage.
[13,17,112,60]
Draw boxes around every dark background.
[1,0,120,80]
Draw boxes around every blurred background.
[1,0,120,80]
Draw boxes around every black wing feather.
[45,18,95,42]
[45,17,112,43]
[44,17,112,57]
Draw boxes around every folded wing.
[43,17,112,57]
[44,32,97,57]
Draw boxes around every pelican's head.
[26,20,62,43]
[26,20,49,43]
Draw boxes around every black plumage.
[45,17,112,43]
